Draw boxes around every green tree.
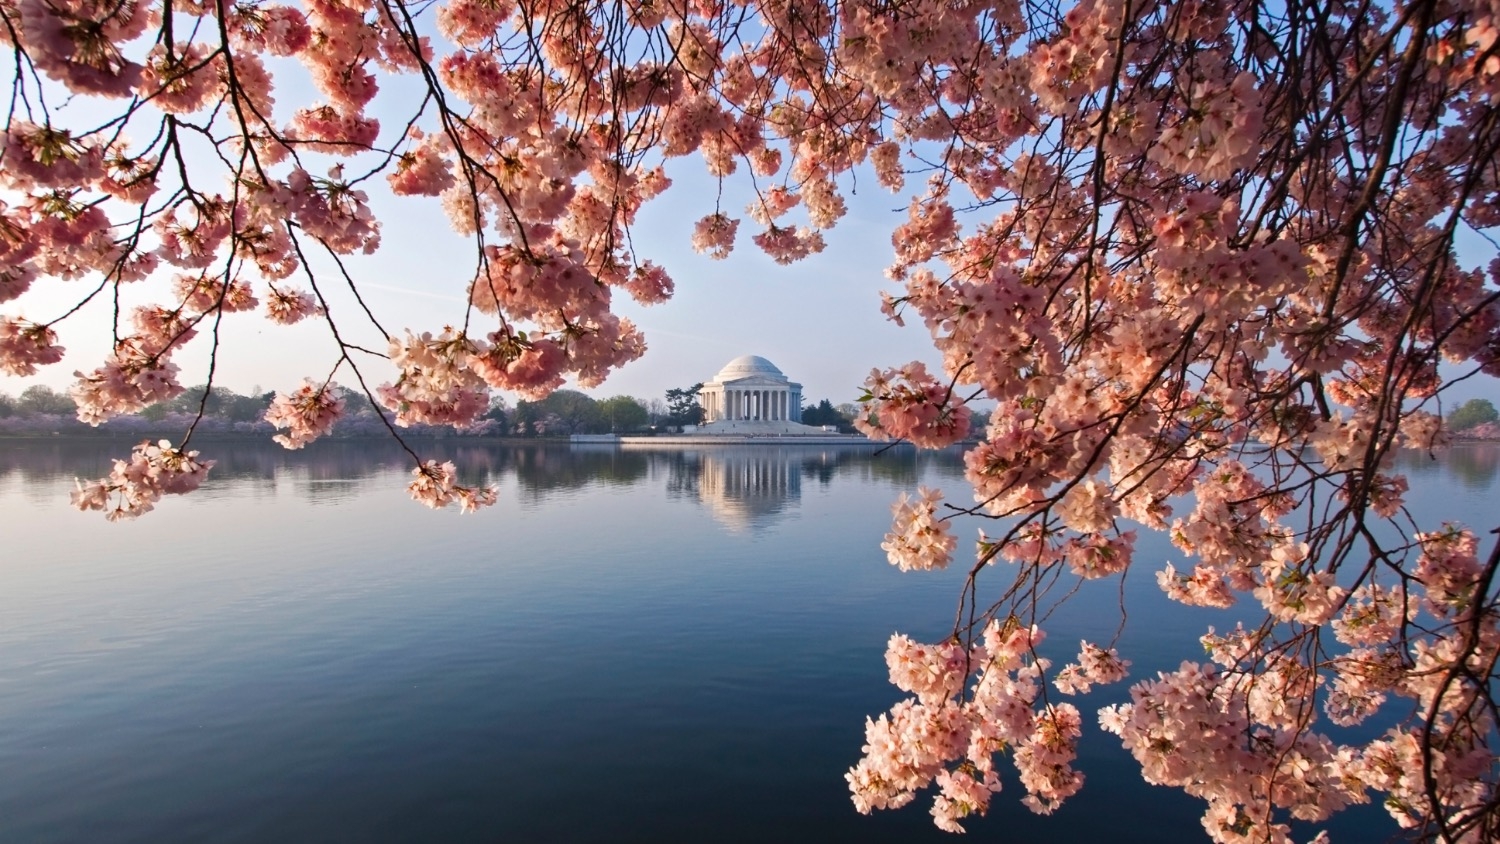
[801,398,839,426]
[599,395,649,432]
[533,389,602,434]
[18,385,76,416]
[167,384,224,416]
[664,384,705,427]
[968,407,992,436]
[222,390,273,423]
[484,395,510,432]
[1449,399,1499,432]
[511,400,541,437]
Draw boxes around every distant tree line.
[0,385,990,439]
[0,384,691,438]
[800,398,856,431]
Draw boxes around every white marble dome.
[714,355,786,381]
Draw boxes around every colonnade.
[701,387,800,422]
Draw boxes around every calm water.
[1,439,1496,843]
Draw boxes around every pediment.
[716,375,789,387]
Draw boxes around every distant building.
[698,355,804,423]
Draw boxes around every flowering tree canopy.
[4,0,1500,839]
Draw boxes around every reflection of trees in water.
[1435,443,1499,490]
[920,447,970,480]
[512,445,650,495]
[796,446,928,487]
[0,439,504,503]
[0,440,143,485]
[662,451,704,500]
[1391,443,1499,490]
[1,439,968,514]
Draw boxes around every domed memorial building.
[699,355,803,423]
[694,356,829,435]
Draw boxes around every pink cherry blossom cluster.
[1052,641,1129,696]
[855,362,971,448]
[407,460,497,513]
[0,317,64,376]
[264,287,321,325]
[70,338,187,425]
[750,224,825,265]
[849,621,1094,830]
[264,380,346,449]
[881,486,955,572]
[1094,575,1500,844]
[690,213,738,259]
[71,439,215,520]
[467,332,568,400]
[378,330,491,430]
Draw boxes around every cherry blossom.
[881,486,955,572]
[72,440,214,520]
[407,460,498,512]
[264,380,346,449]
[0,318,64,376]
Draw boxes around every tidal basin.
[2,440,1493,842]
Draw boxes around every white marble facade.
[698,356,803,423]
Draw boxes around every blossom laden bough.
[71,439,215,520]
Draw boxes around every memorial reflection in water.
[691,447,805,532]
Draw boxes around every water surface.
[1,440,1494,842]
